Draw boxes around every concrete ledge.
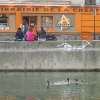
[0,41,100,71]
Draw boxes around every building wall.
[97,0,100,4]
[0,0,99,5]
[9,0,100,5]
[71,0,84,5]
[0,6,100,40]
[71,0,98,5]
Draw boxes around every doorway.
[22,16,37,34]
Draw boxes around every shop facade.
[0,6,100,40]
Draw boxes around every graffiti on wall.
[57,41,92,51]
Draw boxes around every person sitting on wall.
[15,27,24,41]
[37,27,46,41]
[26,27,34,41]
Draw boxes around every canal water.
[0,72,100,100]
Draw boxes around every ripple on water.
[0,72,99,99]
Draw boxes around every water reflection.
[0,72,100,100]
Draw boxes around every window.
[85,0,96,5]
[30,16,37,27]
[41,16,53,31]
[0,14,9,30]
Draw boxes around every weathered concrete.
[0,41,100,71]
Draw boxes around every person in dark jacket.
[15,27,24,41]
[37,27,46,41]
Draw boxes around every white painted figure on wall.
[57,41,92,51]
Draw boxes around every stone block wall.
[0,41,100,71]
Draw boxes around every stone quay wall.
[0,41,100,71]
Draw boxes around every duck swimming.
[46,78,89,86]
[47,81,54,86]
[46,81,69,86]
[67,78,69,83]
[67,78,89,84]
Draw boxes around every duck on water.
[46,78,89,86]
